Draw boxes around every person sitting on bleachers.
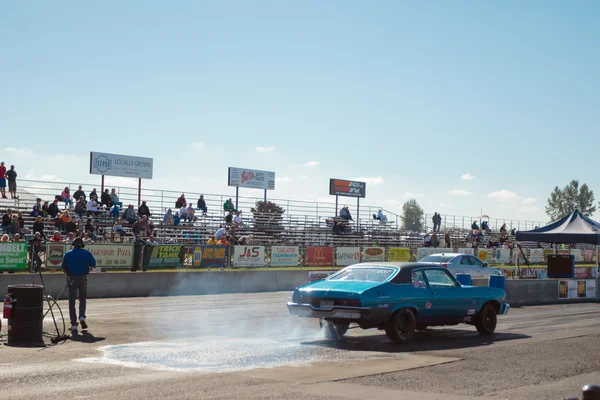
[65,232,75,244]
[123,205,137,224]
[2,209,12,233]
[173,212,181,226]
[225,211,233,225]
[57,187,73,207]
[83,232,94,243]
[113,218,126,242]
[471,221,479,230]
[101,189,113,209]
[176,194,186,209]
[89,188,98,202]
[85,219,98,241]
[179,204,188,222]
[30,205,40,218]
[60,210,72,230]
[74,197,87,218]
[86,198,99,217]
[215,225,227,240]
[197,195,207,215]
[110,189,123,208]
[481,220,489,233]
[33,216,47,240]
[487,237,499,248]
[378,209,388,223]
[65,216,77,236]
[186,204,197,222]
[73,186,85,202]
[138,201,151,218]
[41,201,49,218]
[50,231,63,242]
[217,235,231,246]
[500,223,507,233]
[207,235,218,245]
[0,234,8,243]
[423,232,432,247]
[430,232,440,248]
[163,209,173,225]
[47,199,60,219]
[5,216,18,236]
[339,206,353,221]
[110,204,120,219]
[12,233,24,242]
[233,211,243,228]
[223,198,237,213]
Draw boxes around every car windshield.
[329,267,395,282]
[420,255,454,263]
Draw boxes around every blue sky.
[1,1,599,223]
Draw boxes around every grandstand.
[0,179,545,250]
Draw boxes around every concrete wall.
[1,273,598,307]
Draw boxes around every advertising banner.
[233,246,265,267]
[544,249,554,261]
[416,247,452,261]
[45,243,133,268]
[559,279,596,299]
[583,249,595,263]
[270,246,299,267]
[571,249,582,263]
[478,249,490,262]
[144,245,186,269]
[228,167,275,190]
[336,247,360,266]
[329,179,366,198]
[308,270,337,283]
[193,246,227,268]
[458,248,474,255]
[574,267,597,279]
[388,247,410,262]
[512,248,525,265]
[495,248,511,264]
[529,248,544,263]
[90,151,153,179]
[362,247,385,262]
[0,243,28,271]
[306,246,333,266]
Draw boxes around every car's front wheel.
[319,319,349,339]
[475,303,497,335]
[385,309,416,343]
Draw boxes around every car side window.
[423,269,458,288]
[460,256,470,265]
[411,270,428,289]
[469,256,484,267]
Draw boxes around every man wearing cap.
[62,237,97,332]
[0,162,6,199]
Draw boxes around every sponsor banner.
[362,247,385,262]
[458,248,474,255]
[0,243,28,271]
[233,246,265,267]
[308,270,337,283]
[544,249,555,261]
[557,249,570,256]
[46,243,133,268]
[329,178,366,198]
[144,245,186,269]
[583,249,595,263]
[416,247,452,261]
[574,267,597,279]
[336,247,360,266]
[306,246,333,266]
[478,249,490,263]
[270,246,299,267]
[529,248,544,263]
[512,248,525,265]
[571,249,582,263]
[495,248,511,264]
[228,167,275,190]
[193,246,227,268]
[559,279,596,299]
[90,151,153,179]
[388,247,410,262]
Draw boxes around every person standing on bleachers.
[0,161,7,199]
[73,186,86,202]
[6,165,17,199]
[197,195,207,215]
[138,201,151,218]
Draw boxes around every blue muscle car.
[287,262,509,342]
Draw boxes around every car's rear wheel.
[319,319,349,339]
[475,303,497,335]
[385,309,416,343]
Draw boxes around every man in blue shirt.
[62,237,96,332]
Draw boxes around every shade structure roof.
[515,210,600,245]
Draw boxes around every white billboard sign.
[90,152,153,179]
[228,167,275,190]
[233,245,265,267]
[336,247,360,266]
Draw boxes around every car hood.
[300,280,382,294]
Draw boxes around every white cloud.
[522,197,537,205]
[350,176,384,185]
[449,189,473,196]
[304,161,319,167]
[297,176,311,181]
[191,142,205,148]
[437,202,451,207]
[256,146,276,153]
[276,176,292,183]
[488,189,520,201]
[519,206,539,213]
[383,199,400,205]
[2,147,34,156]
[403,190,424,198]
[316,197,335,204]
[460,173,475,181]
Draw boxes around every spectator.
[423,232,431,247]
[132,217,141,236]
[148,218,155,237]
[74,197,87,218]
[73,186,86,202]
[0,234,8,242]
[113,218,126,242]
[66,217,77,235]
[233,211,243,228]
[76,218,84,237]
[373,209,388,223]
[217,235,231,246]
[2,209,12,232]
[30,205,41,218]
[173,212,181,226]
[88,188,98,202]
[186,204,196,222]
[138,201,151,217]
[163,209,174,225]
[179,204,188,222]
[445,232,451,248]
[123,205,137,224]
[238,236,248,246]
[197,195,207,215]
[58,187,73,207]
[65,232,75,244]
[33,216,47,240]
[41,201,50,218]
[85,219,98,241]
[83,232,94,243]
[110,204,120,219]
[207,235,218,245]
[6,165,17,199]
[481,220,490,233]
[500,223,507,233]
[510,228,516,235]
[139,215,150,237]
[215,225,227,240]
[223,198,237,213]
[471,221,479,230]
[340,206,353,221]
[50,231,63,242]
[176,194,186,209]
[5,216,18,236]
[86,198,99,217]
[101,189,112,208]
[430,232,440,248]
[131,235,146,272]
[48,199,61,218]
[432,213,442,232]
[146,235,159,246]
[12,233,24,242]
[60,210,72,229]
[17,212,27,234]
[110,189,123,208]
[0,162,6,199]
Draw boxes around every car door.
[422,268,471,321]
[455,255,474,275]
[407,269,436,323]
[468,255,490,276]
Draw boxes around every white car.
[419,253,502,278]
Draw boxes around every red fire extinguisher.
[3,294,14,320]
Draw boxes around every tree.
[402,199,424,232]
[251,200,285,231]
[545,180,596,221]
